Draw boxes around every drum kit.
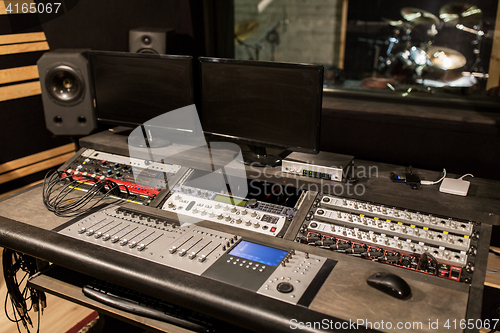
[234,8,289,62]
[378,4,486,90]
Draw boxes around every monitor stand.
[127,125,172,148]
[242,145,281,167]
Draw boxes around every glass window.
[234,0,499,108]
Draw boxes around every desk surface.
[0,186,478,333]
[0,132,498,332]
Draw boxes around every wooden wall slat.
[0,80,41,102]
[0,2,6,15]
[0,65,39,84]
[0,152,74,185]
[0,41,49,55]
[1,1,36,15]
[0,32,46,45]
[0,143,76,175]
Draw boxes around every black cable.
[2,249,43,333]
[42,170,130,217]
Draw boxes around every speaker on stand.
[129,27,175,54]
[37,49,97,136]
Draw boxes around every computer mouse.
[366,272,411,299]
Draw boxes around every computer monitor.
[88,51,194,147]
[199,57,323,166]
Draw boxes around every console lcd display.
[213,194,247,207]
[229,241,287,266]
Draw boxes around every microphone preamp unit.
[295,194,481,284]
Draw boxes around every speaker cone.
[46,65,84,104]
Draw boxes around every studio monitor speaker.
[129,27,175,54]
[37,49,96,136]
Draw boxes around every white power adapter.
[439,178,470,196]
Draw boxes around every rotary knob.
[245,220,252,226]
[276,282,294,293]
[241,209,248,215]
[231,207,237,213]
[224,214,231,221]
[192,208,199,214]
[235,218,243,224]
[251,211,257,217]
[217,214,223,220]
[248,198,258,208]
[215,204,221,209]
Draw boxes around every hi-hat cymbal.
[382,18,413,29]
[234,20,259,43]
[439,3,482,26]
[426,46,466,70]
[401,8,440,26]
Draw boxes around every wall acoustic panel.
[0,3,72,195]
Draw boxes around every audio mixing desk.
[0,132,498,333]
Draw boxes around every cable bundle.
[43,170,130,217]
[2,248,45,333]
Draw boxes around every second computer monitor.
[199,57,323,166]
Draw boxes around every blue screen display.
[228,241,288,266]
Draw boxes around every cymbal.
[382,18,413,29]
[426,46,466,70]
[401,8,440,26]
[234,20,259,43]
[439,3,482,26]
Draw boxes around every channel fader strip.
[296,194,480,283]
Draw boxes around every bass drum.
[384,47,430,84]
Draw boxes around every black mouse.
[367,272,411,299]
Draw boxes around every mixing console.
[56,204,335,307]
